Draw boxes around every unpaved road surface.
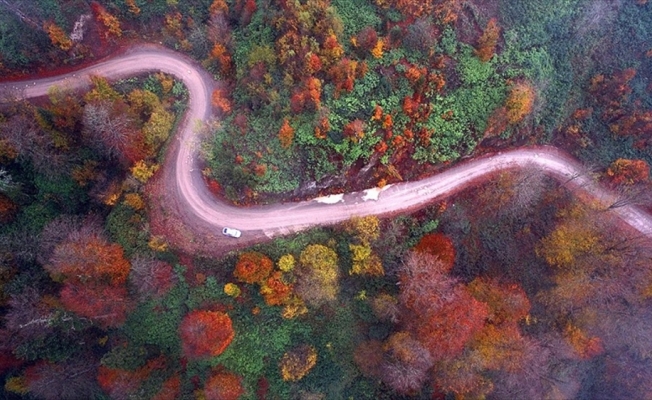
[3,44,652,254]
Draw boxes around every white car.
[222,227,241,238]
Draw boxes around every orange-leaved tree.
[564,323,604,360]
[43,225,133,328]
[475,18,500,62]
[484,81,536,137]
[212,86,233,115]
[44,21,73,51]
[260,271,293,306]
[278,118,294,149]
[606,158,650,186]
[467,278,530,325]
[180,310,234,359]
[506,82,535,124]
[381,0,460,23]
[233,251,274,284]
[46,230,130,286]
[414,287,488,361]
[343,119,365,141]
[91,2,122,40]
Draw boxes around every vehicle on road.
[222,227,241,238]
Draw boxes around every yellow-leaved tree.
[536,203,602,269]
[296,244,339,307]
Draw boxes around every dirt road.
[3,44,652,254]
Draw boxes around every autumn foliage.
[296,244,340,307]
[211,43,234,77]
[273,0,344,81]
[354,27,379,53]
[290,78,322,112]
[399,253,488,361]
[42,224,133,328]
[380,0,461,24]
[60,282,131,328]
[278,119,294,149]
[152,375,181,400]
[415,287,488,361]
[204,369,244,400]
[46,231,130,285]
[484,82,535,136]
[91,2,122,40]
[0,193,17,223]
[260,271,293,306]
[475,18,500,62]
[564,324,604,360]
[506,82,536,124]
[413,233,456,271]
[381,331,434,394]
[329,58,365,98]
[279,344,318,382]
[467,278,530,325]
[537,215,600,269]
[180,310,234,359]
[97,358,164,400]
[588,69,652,137]
[233,251,274,284]
[606,158,650,186]
[343,119,365,140]
[44,22,73,51]
[212,87,233,115]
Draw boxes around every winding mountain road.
[2,44,652,255]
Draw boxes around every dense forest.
[1,0,652,399]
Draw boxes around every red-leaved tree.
[180,310,234,359]
[152,375,181,400]
[59,282,131,328]
[399,252,488,361]
[413,233,456,271]
[97,358,164,400]
[203,368,244,400]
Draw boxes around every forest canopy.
[1,0,652,399]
